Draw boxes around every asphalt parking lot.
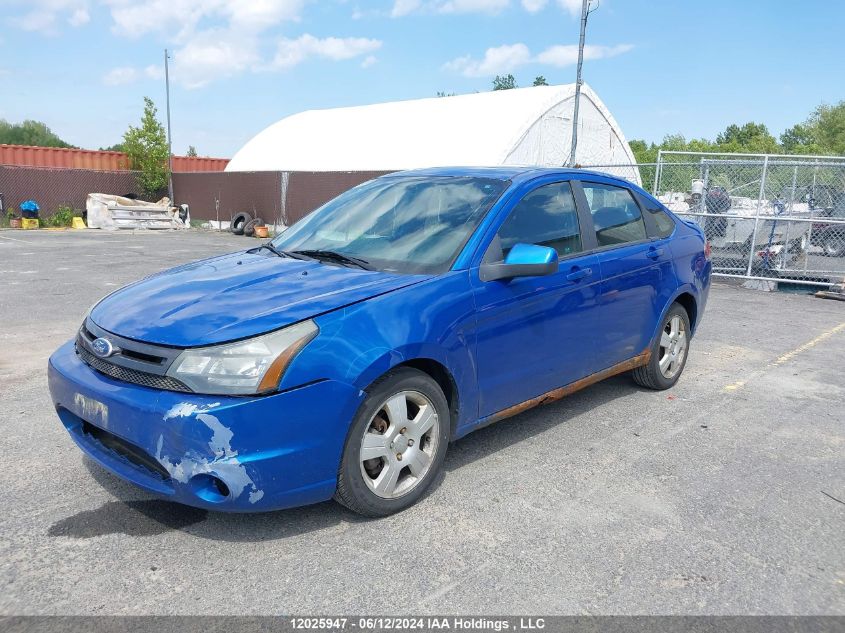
[1,229,843,615]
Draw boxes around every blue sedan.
[48,167,711,516]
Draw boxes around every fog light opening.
[190,474,231,503]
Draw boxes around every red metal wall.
[0,144,229,172]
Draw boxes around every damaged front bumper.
[48,341,365,512]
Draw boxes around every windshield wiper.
[259,243,314,261]
[291,249,374,271]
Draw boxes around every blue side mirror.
[480,243,559,282]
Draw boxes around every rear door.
[573,180,677,371]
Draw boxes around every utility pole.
[164,49,174,203]
[567,0,594,167]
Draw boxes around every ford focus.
[48,167,711,516]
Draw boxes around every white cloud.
[444,41,633,77]
[8,0,90,33]
[437,0,509,14]
[361,55,378,68]
[392,0,585,17]
[391,0,423,17]
[391,0,507,16]
[68,7,90,26]
[272,34,382,70]
[557,0,584,17]
[97,0,306,43]
[444,43,531,77]
[521,0,547,12]
[172,28,262,88]
[536,43,633,66]
[103,66,138,85]
[145,64,164,80]
[92,1,376,88]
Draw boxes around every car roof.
[381,166,634,186]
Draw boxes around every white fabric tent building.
[226,83,639,185]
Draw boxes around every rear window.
[582,183,647,247]
[638,193,677,238]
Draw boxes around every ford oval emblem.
[91,337,114,358]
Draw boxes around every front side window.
[582,183,647,247]
[271,176,508,274]
[494,181,583,259]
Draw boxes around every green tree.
[492,74,517,91]
[122,97,170,199]
[628,139,658,164]
[715,122,780,153]
[100,143,125,152]
[186,145,198,157]
[781,101,845,155]
[0,119,75,148]
[532,75,548,86]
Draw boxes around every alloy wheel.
[658,315,688,380]
[359,390,440,499]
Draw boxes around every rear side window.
[496,181,583,258]
[582,183,647,247]
[637,193,677,238]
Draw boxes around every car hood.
[90,251,429,347]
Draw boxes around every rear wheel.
[632,303,691,390]
[335,368,449,517]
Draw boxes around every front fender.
[280,271,480,431]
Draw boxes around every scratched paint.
[154,412,264,504]
[73,393,109,426]
[163,401,222,421]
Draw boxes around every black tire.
[632,303,691,390]
[231,212,252,235]
[335,368,450,517]
[243,218,264,237]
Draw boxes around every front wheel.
[335,368,449,517]
[632,303,691,390]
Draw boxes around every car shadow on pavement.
[51,374,637,542]
[442,373,637,474]
[72,457,365,542]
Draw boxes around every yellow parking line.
[722,321,845,392]
[771,322,845,366]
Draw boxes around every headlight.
[166,320,318,395]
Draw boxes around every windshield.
[271,176,509,274]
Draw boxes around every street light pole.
[567,0,592,167]
[164,49,174,204]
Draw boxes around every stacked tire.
[231,212,265,237]
[231,212,252,235]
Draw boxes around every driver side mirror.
[479,243,559,282]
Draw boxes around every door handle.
[647,247,665,259]
[566,267,592,282]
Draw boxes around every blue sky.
[1,0,843,157]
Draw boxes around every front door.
[471,180,602,419]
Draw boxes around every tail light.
[704,240,711,260]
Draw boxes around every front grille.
[77,345,192,393]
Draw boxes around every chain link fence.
[584,151,845,287]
